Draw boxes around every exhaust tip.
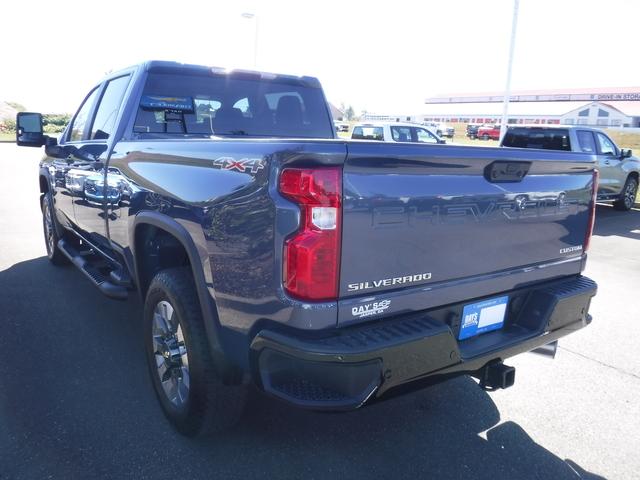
[530,341,558,359]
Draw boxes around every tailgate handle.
[484,161,530,183]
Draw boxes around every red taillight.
[584,169,599,253]
[279,168,342,301]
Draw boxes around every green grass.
[0,132,15,142]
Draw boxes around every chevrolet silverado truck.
[16,61,598,437]
[501,125,639,211]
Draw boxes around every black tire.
[613,176,638,211]
[482,134,489,140]
[144,267,247,437]
[42,192,68,266]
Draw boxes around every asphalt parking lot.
[1,142,638,480]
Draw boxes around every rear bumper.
[250,275,597,410]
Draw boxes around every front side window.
[596,133,617,156]
[69,88,99,142]
[577,131,596,153]
[414,127,438,143]
[390,126,412,142]
[91,76,131,140]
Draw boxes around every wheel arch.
[39,174,49,194]
[39,167,52,209]
[131,211,242,383]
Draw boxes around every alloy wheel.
[152,300,190,408]
[43,201,55,256]
[624,180,637,209]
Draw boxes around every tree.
[345,105,355,121]
[0,119,16,132]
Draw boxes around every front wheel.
[613,176,638,211]
[482,134,489,140]
[42,192,68,265]
[144,267,247,436]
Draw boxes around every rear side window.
[577,131,596,153]
[69,88,99,142]
[133,73,333,138]
[502,128,571,151]
[352,126,383,140]
[91,75,131,140]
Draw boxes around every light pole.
[241,12,259,69]
[499,0,519,142]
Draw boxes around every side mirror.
[437,138,447,144]
[16,112,46,147]
[621,148,633,159]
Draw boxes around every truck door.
[48,87,101,231]
[594,131,626,197]
[71,75,131,250]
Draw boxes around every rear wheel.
[482,134,489,140]
[42,192,68,266]
[613,176,638,211]
[144,267,246,436]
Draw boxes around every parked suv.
[351,122,446,143]
[466,124,481,139]
[501,125,639,211]
[436,123,455,138]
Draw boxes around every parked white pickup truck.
[351,122,446,144]
[501,125,639,211]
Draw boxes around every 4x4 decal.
[213,157,265,174]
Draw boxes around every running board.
[57,239,128,300]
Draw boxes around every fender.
[130,211,243,383]
[38,165,67,239]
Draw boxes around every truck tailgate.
[339,142,595,324]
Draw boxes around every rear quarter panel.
[107,139,347,341]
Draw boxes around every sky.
[2,0,639,115]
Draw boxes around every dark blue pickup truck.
[16,61,598,436]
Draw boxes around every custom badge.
[212,157,266,174]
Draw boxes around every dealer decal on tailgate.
[458,295,509,340]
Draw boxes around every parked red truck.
[477,124,501,140]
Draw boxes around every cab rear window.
[133,72,333,139]
[502,127,571,151]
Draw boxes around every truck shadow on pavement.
[0,257,606,480]
[593,204,640,240]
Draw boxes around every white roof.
[421,101,596,117]
[421,100,640,118]
[353,121,424,128]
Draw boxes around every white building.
[363,88,640,127]
[420,88,640,127]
